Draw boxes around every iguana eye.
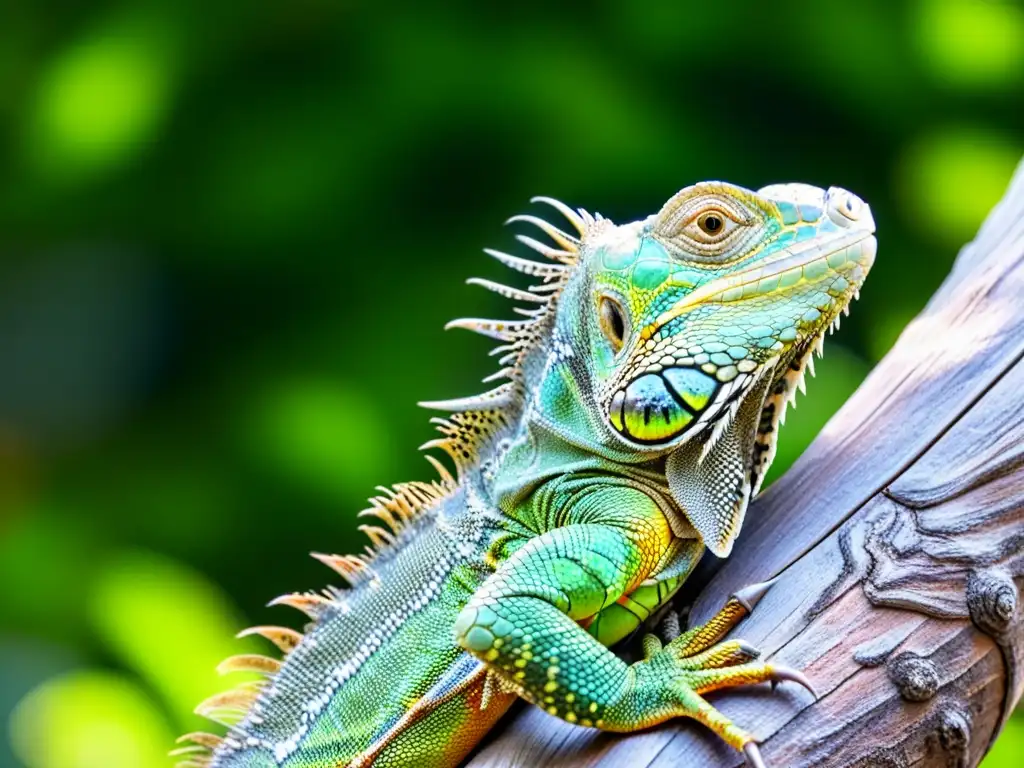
[598,295,628,353]
[686,208,741,243]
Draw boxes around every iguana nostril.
[826,187,866,227]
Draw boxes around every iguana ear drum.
[609,367,719,444]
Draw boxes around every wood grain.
[468,159,1024,768]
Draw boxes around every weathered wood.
[468,159,1024,768]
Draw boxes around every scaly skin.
[178,181,876,768]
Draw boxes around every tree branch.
[468,160,1024,768]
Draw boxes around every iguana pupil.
[699,213,723,233]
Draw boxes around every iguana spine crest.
[174,197,592,767]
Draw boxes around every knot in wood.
[936,707,971,767]
[967,569,1017,638]
[887,652,939,702]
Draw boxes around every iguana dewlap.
[176,182,876,768]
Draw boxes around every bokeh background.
[0,1,1022,766]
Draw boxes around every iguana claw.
[769,664,818,699]
[731,578,778,613]
[743,741,767,768]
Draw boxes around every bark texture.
[468,160,1024,768]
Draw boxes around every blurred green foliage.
[0,1,1021,765]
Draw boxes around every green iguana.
[175,181,876,768]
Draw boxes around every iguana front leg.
[454,489,811,765]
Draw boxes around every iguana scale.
[175,181,876,768]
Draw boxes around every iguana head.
[437,181,874,556]
[578,181,875,553]
[587,182,874,448]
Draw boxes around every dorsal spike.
[383,493,414,523]
[359,502,403,534]
[466,277,547,303]
[195,687,262,725]
[236,625,303,654]
[375,484,399,499]
[388,491,416,523]
[514,234,576,264]
[444,317,532,341]
[403,481,434,505]
[169,745,212,759]
[423,453,455,485]
[171,754,212,768]
[267,592,332,619]
[527,281,562,294]
[488,342,518,357]
[310,552,358,585]
[513,305,546,318]
[481,367,513,384]
[505,213,580,253]
[396,481,434,511]
[484,248,568,277]
[359,524,397,550]
[321,584,346,601]
[419,384,515,412]
[530,196,587,235]
[217,654,283,676]
[346,553,372,573]
[309,553,370,587]
[176,733,223,750]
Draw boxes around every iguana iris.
[175,181,876,768]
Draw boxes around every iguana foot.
[629,579,814,766]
